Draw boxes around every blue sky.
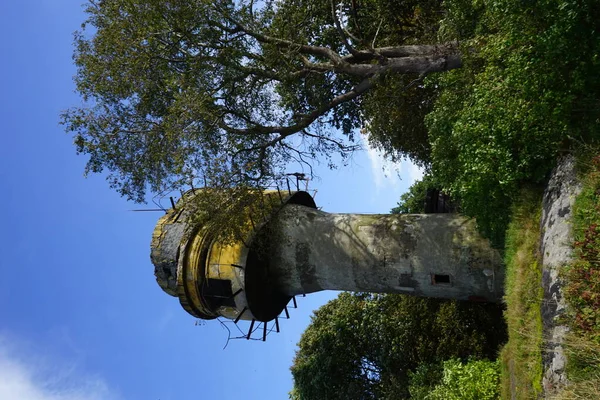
[0,1,422,399]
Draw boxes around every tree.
[290,293,506,399]
[391,173,455,214]
[362,74,438,165]
[391,174,437,214]
[62,0,462,204]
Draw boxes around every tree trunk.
[337,53,462,77]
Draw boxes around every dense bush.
[390,174,441,214]
[291,293,506,399]
[409,359,500,400]
[425,0,600,244]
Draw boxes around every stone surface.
[268,205,504,302]
[151,222,185,297]
[540,154,582,394]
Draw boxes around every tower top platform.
[150,189,317,322]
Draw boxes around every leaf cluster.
[564,155,600,342]
[62,0,354,202]
[408,358,500,400]
[63,0,467,205]
[358,0,446,166]
[290,292,506,399]
[390,174,444,214]
[425,0,600,244]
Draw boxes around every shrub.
[564,155,600,342]
[425,0,600,245]
[409,359,500,400]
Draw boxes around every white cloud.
[361,134,424,192]
[0,336,120,400]
[407,160,424,183]
[363,138,399,192]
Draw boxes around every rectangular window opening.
[433,274,451,284]
[203,278,236,307]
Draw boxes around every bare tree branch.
[220,13,344,64]
[372,19,383,48]
[330,0,360,57]
[301,129,361,153]
[341,43,457,63]
[280,142,315,178]
[219,73,379,136]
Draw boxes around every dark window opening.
[432,274,451,284]
[399,273,413,287]
[202,279,236,308]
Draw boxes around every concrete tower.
[150,190,503,326]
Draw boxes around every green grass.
[499,187,545,399]
[563,154,600,341]
[551,335,600,400]
[553,152,600,399]
[497,153,600,399]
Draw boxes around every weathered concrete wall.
[151,212,188,297]
[268,205,504,302]
[540,154,582,393]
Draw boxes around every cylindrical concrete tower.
[150,190,503,324]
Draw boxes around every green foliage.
[391,174,441,214]
[291,292,506,399]
[425,0,600,245]
[499,187,544,398]
[363,77,436,165]
[558,335,600,399]
[564,155,600,342]
[409,359,500,400]
[406,363,443,399]
[63,0,460,204]
[348,0,444,47]
[357,0,446,165]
